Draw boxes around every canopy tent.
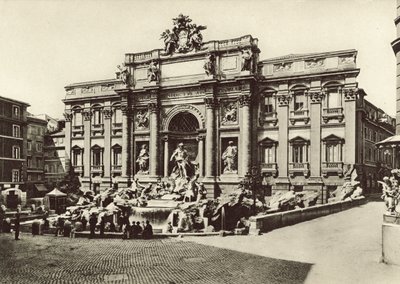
[44,188,67,214]
[376,135,400,147]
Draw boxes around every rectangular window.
[36,142,43,152]
[72,150,82,166]
[92,151,102,166]
[293,93,305,111]
[13,106,20,118]
[263,147,274,163]
[74,112,82,126]
[12,125,20,138]
[12,146,20,159]
[327,90,340,108]
[93,110,102,125]
[113,148,122,165]
[292,145,304,163]
[27,157,32,168]
[27,174,31,181]
[12,169,20,182]
[113,109,122,124]
[27,141,32,151]
[264,96,274,113]
[325,144,340,162]
[36,157,42,168]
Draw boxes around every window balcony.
[289,109,310,125]
[91,124,104,136]
[73,165,84,175]
[289,162,309,177]
[321,161,344,177]
[112,122,123,135]
[260,112,278,126]
[72,125,84,136]
[111,165,122,173]
[91,165,104,174]
[260,162,278,177]
[322,107,344,123]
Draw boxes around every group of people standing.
[379,171,400,214]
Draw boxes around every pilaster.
[344,88,357,166]
[63,112,73,172]
[103,107,112,178]
[82,108,92,178]
[274,93,290,190]
[309,91,323,178]
[148,101,160,177]
[239,93,252,176]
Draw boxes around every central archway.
[165,111,201,177]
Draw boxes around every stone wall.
[249,196,366,234]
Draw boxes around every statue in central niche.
[170,143,193,179]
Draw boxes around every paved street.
[186,200,400,284]
[0,234,310,284]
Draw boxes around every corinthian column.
[121,105,131,178]
[239,94,252,176]
[149,102,159,176]
[103,108,113,178]
[204,97,217,178]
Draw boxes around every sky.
[0,0,396,119]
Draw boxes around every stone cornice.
[260,69,360,82]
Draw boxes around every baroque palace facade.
[62,15,394,202]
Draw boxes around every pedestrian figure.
[122,214,130,240]
[136,221,143,238]
[89,213,97,239]
[143,220,153,239]
[14,205,21,240]
[54,217,64,237]
[99,216,105,237]
[81,216,87,231]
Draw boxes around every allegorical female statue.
[222,141,238,173]
[136,144,149,173]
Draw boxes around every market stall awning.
[34,184,48,192]
[376,135,400,147]
[45,188,67,197]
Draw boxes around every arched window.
[112,144,122,166]
[168,112,199,132]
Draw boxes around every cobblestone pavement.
[0,234,311,284]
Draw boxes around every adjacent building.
[44,124,66,188]
[62,16,395,202]
[0,96,29,190]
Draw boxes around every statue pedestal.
[382,213,400,265]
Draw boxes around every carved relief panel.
[220,101,238,125]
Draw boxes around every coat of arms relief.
[160,14,207,55]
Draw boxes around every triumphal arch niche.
[117,14,260,194]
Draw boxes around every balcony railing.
[322,107,344,123]
[73,165,84,175]
[289,109,310,125]
[321,161,344,177]
[91,165,104,174]
[260,162,278,177]
[112,122,123,135]
[91,124,104,136]
[72,125,84,136]
[289,162,309,177]
[111,165,122,173]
